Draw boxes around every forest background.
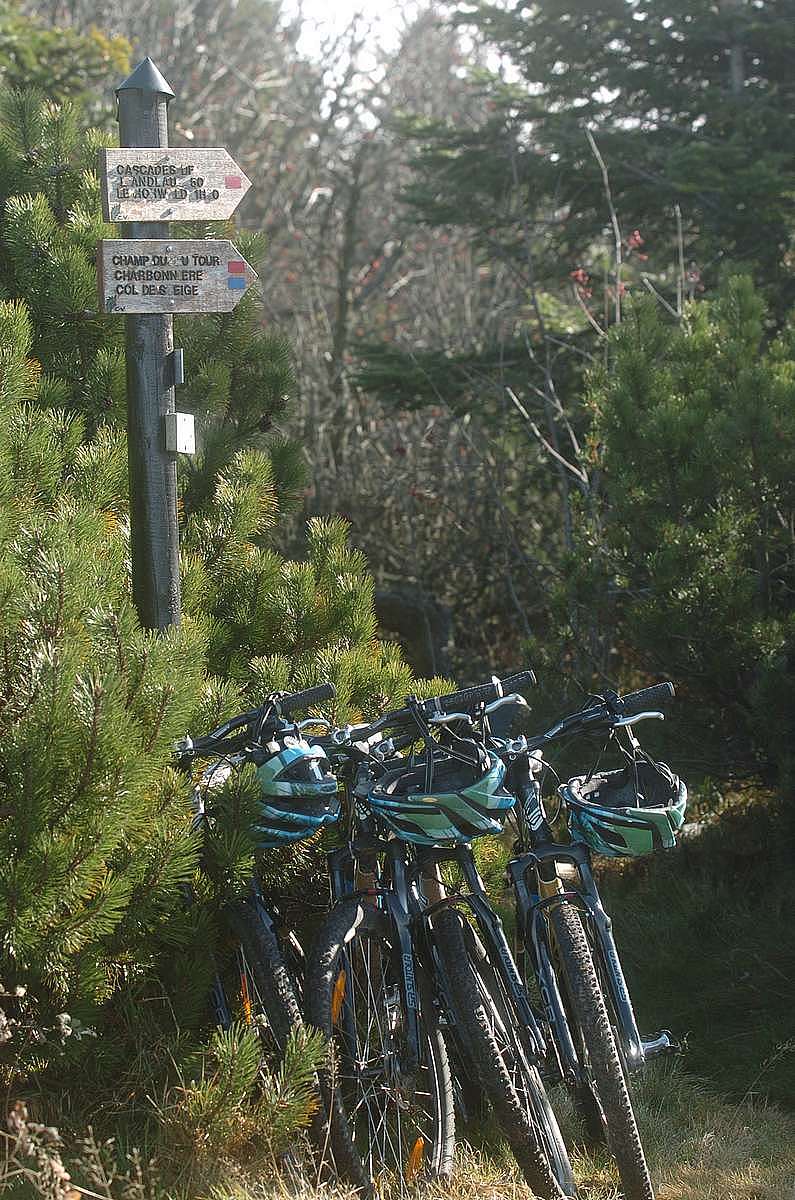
[0,0,793,1197]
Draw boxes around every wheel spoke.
[326,923,445,1187]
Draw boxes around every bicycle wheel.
[433,906,575,1199]
[306,898,455,1196]
[548,900,654,1200]
[222,899,302,1053]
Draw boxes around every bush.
[562,277,795,781]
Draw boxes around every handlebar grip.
[424,668,537,715]
[618,682,675,716]
[280,681,336,714]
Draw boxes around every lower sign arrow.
[97,239,258,314]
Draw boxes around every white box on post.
[164,412,195,454]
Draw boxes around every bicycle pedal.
[641,1029,680,1058]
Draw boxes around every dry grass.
[6,1061,792,1200]
[198,1065,795,1200]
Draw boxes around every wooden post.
[116,58,181,629]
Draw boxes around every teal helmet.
[367,744,515,846]
[252,737,339,848]
[561,760,687,857]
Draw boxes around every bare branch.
[506,388,589,484]
[641,273,680,319]
[586,128,623,325]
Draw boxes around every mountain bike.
[490,679,685,1200]
[175,681,337,1069]
[306,673,576,1199]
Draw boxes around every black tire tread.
[549,901,654,1200]
[433,906,564,1199]
[225,900,333,1159]
[224,900,303,1048]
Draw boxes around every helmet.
[252,737,340,848]
[367,744,515,846]
[561,760,687,857]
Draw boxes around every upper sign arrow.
[99,148,252,222]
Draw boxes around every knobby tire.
[306,898,455,1197]
[433,906,573,1199]
[548,901,654,1200]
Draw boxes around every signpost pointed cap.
[116,57,175,100]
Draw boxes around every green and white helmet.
[561,760,687,857]
[368,744,515,845]
[252,737,339,848]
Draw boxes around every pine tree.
[0,2,130,114]
[0,82,419,1077]
[561,276,795,779]
[0,295,206,1060]
[404,0,795,315]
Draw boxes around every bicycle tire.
[548,901,654,1200]
[433,906,573,1199]
[223,899,303,1050]
[306,898,455,1196]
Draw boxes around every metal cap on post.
[116,58,181,631]
[116,57,175,99]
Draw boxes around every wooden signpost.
[101,56,260,632]
[97,239,257,314]
[99,148,252,222]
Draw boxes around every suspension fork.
[509,849,580,1083]
[327,844,355,902]
[513,758,645,1063]
[575,854,645,1068]
[510,838,645,1070]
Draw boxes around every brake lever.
[428,710,472,726]
[485,692,530,715]
[612,711,664,727]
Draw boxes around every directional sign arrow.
[97,239,258,314]
[99,149,252,222]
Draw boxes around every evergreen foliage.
[405,0,795,313]
[0,295,205,1060]
[0,82,416,1082]
[156,1023,326,1183]
[0,3,129,113]
[561,277,795,778]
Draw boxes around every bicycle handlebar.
[347,668,538,738]
[280,681,336,714]
[422,669,537,715]
[618,681,675,715]
[181,681,336,758]
[525,681,675,750]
